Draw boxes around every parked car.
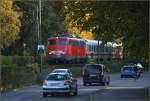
[120,65,137,78]
[82,64,110,86]
[42,72,78,97]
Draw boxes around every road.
[91,72,149,101]
[1,72,149,101]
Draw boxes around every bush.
[1,64,17,90]
[1,56,16,71]
[70,67,82,78]
[1,56,36,91]
[1,56,35,66]
[1,56,13,65]
[26,63,38,71]
[12,56,35,66]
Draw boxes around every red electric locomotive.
[46,36,88,64]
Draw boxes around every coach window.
[92,45,93,51]
[93,45,95,52]
[90,45,92,51]
[90,45,92,52]
[88,45,90,51]
[92,45,94,52]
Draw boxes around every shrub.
[12,56,35,66]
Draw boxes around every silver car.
[42,72,78,97]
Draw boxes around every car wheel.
[106,76,110,85]
[102,78,107,86]
[66,87,71,97]
[88,83,92,86]
[51,93,55,96]
[65,92,71,97]
[43,92,47,97]
[107,81,110,85]
[102,82,106,86]
[73,87,78,96]
[102,79,107,86]
[83,82,87,86]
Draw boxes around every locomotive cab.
[46,37,87,64]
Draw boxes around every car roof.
[84,64,104,69]
[53,69,68,71]
[123,65,135,68]
[48,72,67,75]
[86,64,103,65]
[85,64,104,66]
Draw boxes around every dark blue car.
[120,66,136,78]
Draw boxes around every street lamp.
[23,43,26,56]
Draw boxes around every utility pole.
[39,0,42,73]
[97,40,100,64]
[36,5,39,44]
[36,0,42,73]
[39,0,41,44]
[23,43,26,56]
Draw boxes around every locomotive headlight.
[49,51,55,54]
[57,51,65,54]
[49,51,65,55]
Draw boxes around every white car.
[42,72,77,97]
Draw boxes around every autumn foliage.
[0,0,21,49]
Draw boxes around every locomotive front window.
[48,40,56,45]
[58,39,68,45]
[71,40,79,46]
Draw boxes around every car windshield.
[53,70,66,73]
[48,40,56,45]
[123,67,133,71]
[46,74,67,80]
[86,65,102,73]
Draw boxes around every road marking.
[106,86,144,90]
[79,88,100,91]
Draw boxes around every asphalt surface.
[92,87,149,101]
[91,72,150,101]
[1,72,149,101]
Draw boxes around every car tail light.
[64,80,71,85]
[83,69,89,76]
[101,71,104,76]
[82,68,85,75]
[43,80,48,86]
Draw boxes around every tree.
[41,0,64,42]
[79,31,93,39]
[64,1,149,63]
[92,1,149,62]
[2,0,64,55]
[0,0,21,50]
[63,0,94,39]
